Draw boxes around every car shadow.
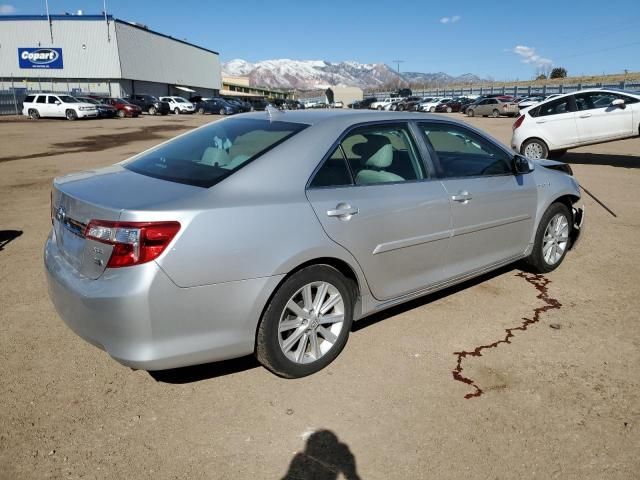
[352,264,517,332]
[149,355,260,384]
[0,230,23,251]
[563,152,640,169]
[150,264,518,384]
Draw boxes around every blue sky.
[4,0,640,79]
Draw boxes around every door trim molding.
[451,214,531,237]
[372,230,451,255]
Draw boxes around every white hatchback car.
[22,93,98,120]
[159,96,195,114]
[512,89,640,158]
[419,98,452,113]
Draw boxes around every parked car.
[195,98,241,115]
[394,96,424,111]
[75,96,118,118]
[434,97,473,113]
[370,97,402,110]
[159,96,195,114]
[330,101,344,109]
[223,98,253,112]
[22,93,98,120]
[97,97,142,118]
[384,99,405,111]
[419,98,452,112]
[46,110,584,378]
[349,98,377,109]
[127,94,170,115]
[517,95,547,109]
[512,88,640,159]
[250,99,270,111]
[466,98,519,117]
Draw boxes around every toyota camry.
[45,110,584,378]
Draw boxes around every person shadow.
[282,430,361,480]
[0,230,23,251]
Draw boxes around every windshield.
[59,95,80,103]
[115,98,132,104]
[124,118,308,188]
[174,97,187,103]
[79,97,99,104]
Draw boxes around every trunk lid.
[51,164,202,279]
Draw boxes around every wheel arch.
[520,136,549,154]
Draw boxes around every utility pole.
[392,60,404,91]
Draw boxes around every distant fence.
[364,81,640,99]
[0,89,109,115]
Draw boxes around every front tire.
[148,106,157,115]
[219,108,226,115]
[430,107,436,112]
[524,202,572,273]
[256,265,354,378]
[66,109,78,121]
[467,109,475,117]
[198,107,205,114]
[174,107,180,115]
[117,110,126,118]
[446,106,453,113]
[521,138,549,159]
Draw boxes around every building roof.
[0,15,219,56]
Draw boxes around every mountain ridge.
[222,59,484,90]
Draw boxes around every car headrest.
[351,134,390,158]
[201,147,230,166]
[366,144,393,169]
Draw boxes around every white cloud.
[439,15,461,24]
[0,4,16,14]
[513,45,553,68]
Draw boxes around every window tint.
[537,97,572,116]
[125,118,307,188]
[36,95,46,104]
[24,95,35,103]
[574,91,637,110]
[47,96,59,104]
[309,147,353,188]
[420,122,512,177]
[339,124,426,185]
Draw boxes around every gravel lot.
[1,112,639,479]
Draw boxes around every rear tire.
[117,110,126,118]
[377,106,383,110]
[521,138,549,159]
[256,265,354,378]
[430,107,436,112]
[524,202,572,273]
[29,109,40,119]
[66,109,77,121]
[446,106,452,113]
[198,107,205,114]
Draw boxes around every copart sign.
[18,48,64,69]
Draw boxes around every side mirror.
[611,98,625,108]
[55,101,61,105]
[513,154,534,174]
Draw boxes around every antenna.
[45,0,53,43]
[392,60,405,74]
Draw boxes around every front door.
[419,121,537,278]
[46,95,64,117]
[306,123,452,301]
[573,91,635,143]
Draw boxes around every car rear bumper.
[44,233,284,370]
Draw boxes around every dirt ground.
[1,111,639,479]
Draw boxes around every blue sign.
[18,48,64,69]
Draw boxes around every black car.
[195,98,240,115]
[249,99,269,111]
[223,98,252,112]
[75,96,118,118]
[349,97,377,109]
[127,94,170,115]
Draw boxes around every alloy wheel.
[524,141,544,159]
[542,213,569,265]
[277,281,345,364]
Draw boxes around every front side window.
[420,122,512,178]
[125,118,308,188]
[574,91,635,110]
[47,96,59,104]
[339,124,426,185]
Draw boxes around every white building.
[0,14,221,98]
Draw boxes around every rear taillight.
[513,114,525,131]
[85,220,180,268]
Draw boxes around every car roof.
[236,109,474,128]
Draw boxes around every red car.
[97,97,142,118]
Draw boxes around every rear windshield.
[124,118,308,187]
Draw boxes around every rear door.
[306,122,452,301]
[530,96,579,148]
[419,121,537,278]
[574,91,635,143]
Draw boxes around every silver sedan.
[45,110,584,378]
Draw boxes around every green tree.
[535,74,547,80]
[550,67,568,79]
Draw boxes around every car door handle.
[327,203,359,219]
[579,113,592,118]
[535,119,547,124]
[451,191,473,203]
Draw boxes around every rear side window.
[36,95,46,104]
[24,95,35,103]
[309,148,353,188]
[125,118,308,187]
[536,97,573,116]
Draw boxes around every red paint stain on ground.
[452,272,562,399]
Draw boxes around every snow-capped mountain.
[222,59,485,90]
